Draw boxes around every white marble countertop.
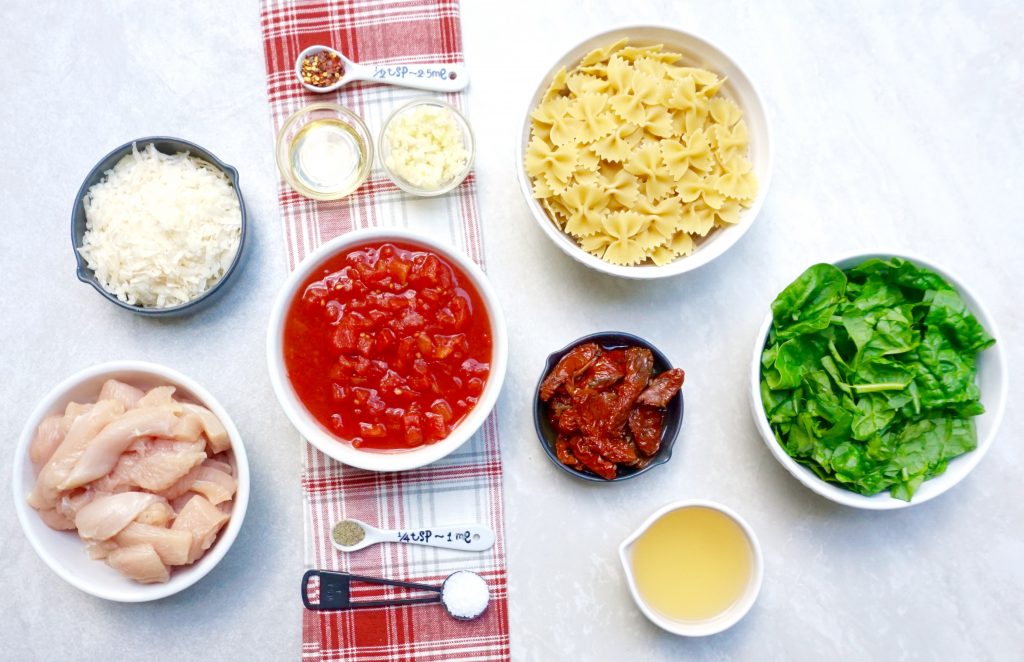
[2,1,1022,659]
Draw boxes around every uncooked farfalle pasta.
[525,39,758,266]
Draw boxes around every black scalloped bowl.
[533,331,684,483]
[71,137,248,316]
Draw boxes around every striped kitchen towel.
[260,1,511,659]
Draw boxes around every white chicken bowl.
[515,25,772,279]
[12,361,250,602]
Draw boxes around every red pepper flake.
[301,50,344,88]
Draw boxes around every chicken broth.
[631,507,753,622]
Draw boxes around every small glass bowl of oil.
[618,500,763,636]
[275,103,373,201]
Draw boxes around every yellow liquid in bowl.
[631,507,753,622]
[289,118,366,196]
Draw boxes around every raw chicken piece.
[201,457,234,476]
[171,495,229,564]
[37,507,76,531]
[54,489,98,522]
[75,492,163,541]
[98,379,145,409]
[158,466,203,501]
[171,412,204,443]
[107,544,169,583]
[63,401,94,423]
[181,403,231,453]
[29,415,66,466]
[86,541,118,560]
[115,523,192,566]
[59,408,181,490]
[137,386,183,413]
[188,467,237,505]
[127,449,207,492]
[28,399,125,509]
[134,501,175,527]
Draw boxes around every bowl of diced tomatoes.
[267,228,508,472]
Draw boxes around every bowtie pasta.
[525,39,757,266]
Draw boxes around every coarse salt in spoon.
[295,45,469,94]
[331,518,495,553]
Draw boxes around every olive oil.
[631,507,753,622]
[289,118,366,196]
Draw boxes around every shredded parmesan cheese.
[384,105,469,190]
[79,144,242,308]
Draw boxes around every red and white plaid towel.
[260,1,510,659]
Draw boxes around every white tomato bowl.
[749,251,1007,509]
[266,227,508,472]
[12,361,250,602]
[515,25,772,279]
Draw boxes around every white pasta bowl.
[748,251,1007,509]
[266,227,508,472]
[515,25,772,279]
[12,361,250,602]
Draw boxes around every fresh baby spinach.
[759,258,994,500]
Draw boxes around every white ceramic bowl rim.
[266,227,508,472]
[618,499,764,637]
[515,25,773,280]
[12,360,251,602]
[749,248,1008,510]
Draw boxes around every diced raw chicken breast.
[181,403,231,454]
[107,544,169,583]
[98,379,145,409]
[27,399,125,510]
[37,507,76,531]
[188,467,237,505]
[126,450,207,492]
[59,408,181,491]
[29,415,67,466]
[201,457,234,476]
[137,386,183,413]
[158,466,202,501]
[86,540,118,560]
[55,489,98,522]
[171,495,230,564]
[170,412,204,443]
[134,501,175,527]
[63,401,94,423]
[75,492,163,541]
[115,523,193,566]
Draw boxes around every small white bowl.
[749,251,1008,509]
[619,500,763,636]
[12,361,250,602]
[515,25,772,279]
[266,227,508,472]
[379,98,476,197]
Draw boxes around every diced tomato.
[424,412,446,440]
[431,399,454,422]
[359,422,387,437]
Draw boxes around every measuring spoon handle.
[347,61,469,92]
[392,524,495,551]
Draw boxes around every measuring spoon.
[301,569,490,621]
[295,45,469,94]
[331,518,494,553]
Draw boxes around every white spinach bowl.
[748,251,1007,509]
[515,25,772,279]
[13,361,250,601]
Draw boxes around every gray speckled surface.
[1,1,1022,660]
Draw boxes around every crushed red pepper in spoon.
[301,50,345,87]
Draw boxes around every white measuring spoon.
[295,45,468,93]
[331,518,494,553]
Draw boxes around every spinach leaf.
[771,264,847,340]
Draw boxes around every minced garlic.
[384,104,469,190]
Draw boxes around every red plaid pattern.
[260,2,510,659]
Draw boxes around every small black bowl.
[533,331,684,482]
[71,137,248,316]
